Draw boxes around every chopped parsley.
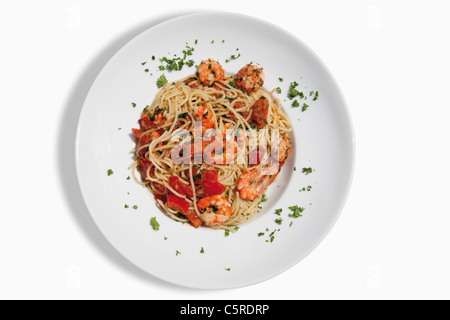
[274,208,282,216]
[225,230,230,237]
[211,40,214,44]
[288,205,304,218]
[231,53,241,60]
[124,204,129,209]
[288,82,301,100]
[275,218,283,225]
[225,268,231,271]
[302,103,309,112]
[107,169,114,176]
[300,186,312,192]
[313,91,319,101]
[176,250,181,256]
[195,39,198,45]
[302,167,313,175]
[152,56,155,60]
[294,167,297,171]
[126,176,131,180]
[150,217,160,230]
[260,194,268,203]
[279,77,284,82]
[276,87,282,94]
[292,100,300,107]
[258,232,265,237]
[157,74,168,88]
[131,102,136,108]
[132,205,138,210]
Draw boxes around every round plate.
[76,12,355,289]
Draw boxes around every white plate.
[76,12,355,289]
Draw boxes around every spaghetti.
[130,59,292,230]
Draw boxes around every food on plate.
[130,59,292,230]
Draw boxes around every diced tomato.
[184,208,203,229]
[251,97,269,128]
[202,169,219,183]
[137,135,150,155]
[202,169,226,196]
[157,128,166,136]
[154,193,167,203]
[168,176,194,198]
[167,195,190,214]
[132,128,143,139]
[204,180,226,196]
[138,117,157,130]
[139,158,152,179]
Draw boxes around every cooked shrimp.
[272,135,292,164]
[197,59,225,86]
[193,102,215,133]
[235,65,265,93]
[237,168,277,201]
[196,195,232,226]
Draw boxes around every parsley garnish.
[276,87,282,94]
[150,217,160,231]
[288,205,304,218]
[275,209,282,216]
[288,82,300,100]
[260,194,268,203]
[107,169,114,176]
[279,77,284,82]
[157,74,168,88]
[132,205,138,210]
[313,91,319,101]
[225,230,230,237]
[292,100,300,107]
[275,218,283,225]
[200,247,205,254]
[302,103,309,112]
[302,167,313,175]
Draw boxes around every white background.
[1,0,449,300]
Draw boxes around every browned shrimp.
[193,102,214,133]
[197,59,225,86]
[235,65,265,93]
[197,195,232,226]
[237,168,277,201]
